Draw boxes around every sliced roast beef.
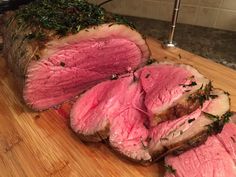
[216,122,236,163]
[165,136,236,177]
[164,120,236,177]
[2,0,149,110]
[139,63,210,126]
[70,75,151,162]
[149,89,230,160]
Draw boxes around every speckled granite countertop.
[126,16,236,70]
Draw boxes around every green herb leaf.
[187,82,213,107]
[221,111,233,123]
[165,164,176,174]
[16,0,134,36]
[204,111,233,135]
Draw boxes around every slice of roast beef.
[2,0,149,110]
[164,119,236,177]
[70,75,151,162]
[165,136,236,177]
[139,62,210,126]
[216,121,236,163]
[148,89,230,161]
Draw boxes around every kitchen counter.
[126,16,236,70]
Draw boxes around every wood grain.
[0,38,235,177]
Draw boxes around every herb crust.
[15,0,135,36]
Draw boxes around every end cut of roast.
[139,62,210,126]
[2,0,150,110]
[149,89,230,160]
[70,75,151,162]
[164,118,236,177]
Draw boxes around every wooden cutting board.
[0,38,235,177]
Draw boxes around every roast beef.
[1,0,149,110]
[164,120,236,177]
[216,121,236,163]
[149,89,230,161]
[70,75,151,162]
[139,62,210,126]
[70,66,230,162]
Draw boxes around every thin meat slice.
[164,119,236,177]
[148,89,230,160]
[2,0,150,110]
[216,122,236,163]
[70,75,151,162]
[139,63,210,126]
[70,76,133,141]
[164,135,236,177]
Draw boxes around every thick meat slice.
[70,75,151,162]
[164,136,236,177]
[2,0,149,110]
[164,121,236,177]
[139,63,210,126]
[149,89,230,160]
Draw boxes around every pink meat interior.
[165,122,236,177]
[216,123,236,163]
[109,80,150,161]
[70,76,151,161]
[149,100,210,149]
[70,77,132,135]
[24,38,142,110]
[140,65,193,116]
[165,135,236,177]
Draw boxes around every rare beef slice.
[149,89,230,160]
[139,62,210,126]
[2,0,150,110]
[71,72,230,162]
[164,119,236,177]
[70,75,151,162]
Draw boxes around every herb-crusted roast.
[2,0,150,110]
